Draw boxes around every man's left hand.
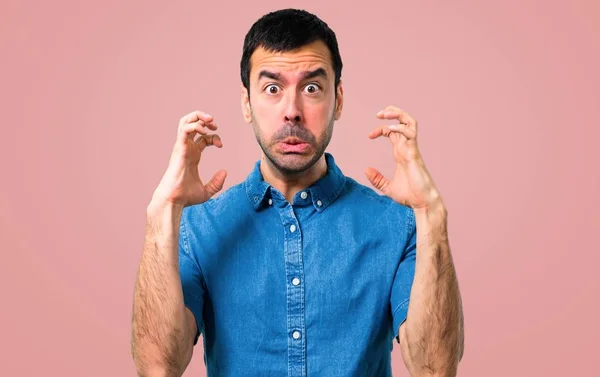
[366,105,442,211]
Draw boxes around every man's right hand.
[151,110,227,208]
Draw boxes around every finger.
[187,119,218,133]
[196,134,223,152]
[368,125,386,139]
[376,107,416,127]
[178,111,216,134]
[180,110,214,126]
[203,120,218,131]
[388,123,417,140]
[377,105,400,114]
[365,167,390,194]
[368,125,402,140]
[204,169,228,197]
[178,118,217,135]
[178,121,208,144]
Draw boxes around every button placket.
[280,204,306,377]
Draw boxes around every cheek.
[251,100,280,135]
[304,100,333,128]
[253,101,274,119]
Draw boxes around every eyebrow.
[257,68,328,82]
[301,68,327,80]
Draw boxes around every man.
[131,8,464,377]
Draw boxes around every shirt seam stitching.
[180,210,207,291]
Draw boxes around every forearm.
[131,200,192,377]
[402,202,464,377]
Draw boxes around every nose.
[283,91,303,124]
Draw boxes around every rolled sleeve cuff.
[182,291,204,345]
[392,299,410,344]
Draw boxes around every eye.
[265,84,280,94]
[304,83,321,94]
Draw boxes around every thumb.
[365,167,390,194]
[204,169,228,197]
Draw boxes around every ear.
[334,79,343,120]
[241,84,252,123]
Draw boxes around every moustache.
[272,123,316,144]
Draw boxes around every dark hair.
[240,9,343,95]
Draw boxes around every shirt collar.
[244,152,346,212]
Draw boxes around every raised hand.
[152,110,227,208]
[365,106,442,210]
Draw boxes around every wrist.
[148,192,185,216]
[413,194,446,217]
[146,199,184,239]
[413,199,447,230]
[147,200,183,216]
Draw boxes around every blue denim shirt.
[179,153,417,377]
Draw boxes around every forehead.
[250,40,333,79]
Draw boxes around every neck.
[260,154,327,203]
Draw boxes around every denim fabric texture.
[179,153,417,377]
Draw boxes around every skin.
[238,40,464,376]
[367,107,465,376]
[131,39,463,377]
[131,112,225,377]
[240,40,343,202]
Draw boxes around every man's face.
[241,40,343,174]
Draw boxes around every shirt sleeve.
[390,208,417,344]
[179,214,206,346]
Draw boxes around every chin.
[270,151,320,174]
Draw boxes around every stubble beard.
[251,110,335,175]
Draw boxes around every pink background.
[1,0,598,375]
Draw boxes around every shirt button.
[268,199,273,205]
[292,331,301,340]
[317,200,322,207]
[290,224,296,233]
[292,277,300,286]
[300,191,308,199]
